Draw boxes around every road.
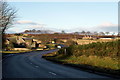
[2,49,111,78]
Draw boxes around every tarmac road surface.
[2,49,111,78]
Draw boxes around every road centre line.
[35,66,39,68]
[49,72,57,75]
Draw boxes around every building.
[5,36,42,50]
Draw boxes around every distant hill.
[22,29,55,34]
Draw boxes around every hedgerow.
[58,40,119,58]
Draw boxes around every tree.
[24,30,29,33]
[99,32,105,36]
[105,32,109,35]
[14,33,23,36]
[32,29,36,32]
[81,31,86,35]
[86,31,91,35]
[0,0,17,49]
[74,32,79,35]
[61,30,65,34]
[37,30,41,32]
[93,31,98,35]
[65,39,78,46]
[112,32,115,36]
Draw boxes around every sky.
[7,1,118,34]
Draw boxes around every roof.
[6,37,17,43]
[22,38,33,40]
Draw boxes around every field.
[73,39,116,45]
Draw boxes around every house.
[33,39,41,44]
[5,37,17,50]
[5,38,10,45]
[22,38,43,49]
[5,36,43,50]
[5,37,17,44]
[82,36,93,40]
[22,38,36,48]
[16,36,26,44]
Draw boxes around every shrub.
[58,40,119,58]
[5,42,14,50]
[65,39,78,46]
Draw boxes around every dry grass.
[73,39,116,45]
[42,52,57,57]
[2,50,32,54]
[63,55,119,70]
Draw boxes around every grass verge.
[42,54,120,78]
[42,40,120,78]
[1,50,32,54]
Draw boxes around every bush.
[65,39,78,46]
[58,40,119,58]
[5,42,14,50]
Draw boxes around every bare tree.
[0,0,17,49]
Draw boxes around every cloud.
[8,0,117,2]
[16,20,47,30]
[16,20,39,25]
[98,22,117,28]
[6,28,24,33]
[72,22,118,33]
[97,22,118,32]
[6,20,47,33]
[26,24,46,29]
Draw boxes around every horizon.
[7,2,118,34]
[6,29,118,35]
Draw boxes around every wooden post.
[64,48,66,55]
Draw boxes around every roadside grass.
[43,53,119,70]
[46,44,56,49]
[42,40,120,76]
[43,53,120,76]
[42,51,57,57]
[62,55,119,70]
[1,50,32,54]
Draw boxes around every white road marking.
[49,72,56,75]
[35,66,39,68]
